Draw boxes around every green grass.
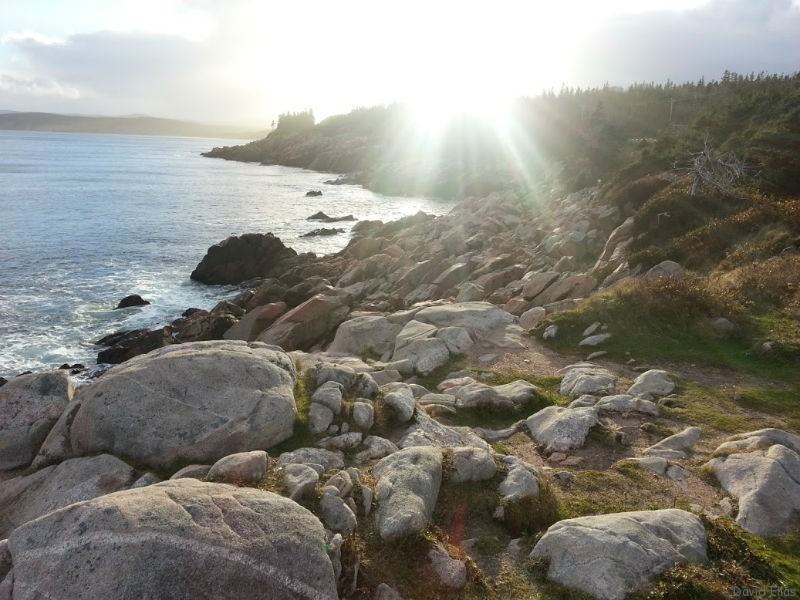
[661,384,753,433]
[744,532,800,590]
[735,387,800,431]
[540,291,800,385]
[555,469,689,519]
[661,381,800,434]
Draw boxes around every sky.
[0,0,798,126]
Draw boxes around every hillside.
[0,111,266,139]
[205,72,800,198]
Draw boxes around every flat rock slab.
[526,406,599,452]
[0,454,134,538]
[5,479,338,600]
[327,315,402,357]
[35,341,297,470]
[454,380,539,410]
[705,431,800,536]
[595,394,659,416]
[531,509,707,600]
[0,370,74,471]
[399,413,490,450]
[373,446,442,541]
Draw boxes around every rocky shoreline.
[1,188,798,599]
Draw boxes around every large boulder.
[258,289,351,351]
[530,274,595,306]
[327,315,403,357]
[412,302,513,340]
[0,370,74,471]
[526,406,599,452]
[223,302,286,341]
[644,260,685,281]
[35,341,297,470]
[449,447,497,483]
[704,430,800,536]
[393,320,438,354]
[4,480,338,600]
[413,302,526,350]
[521,271,559,300]
[392,338,451,376]
[373,446,443,541]
[531,509,707,600]
[0,454,134,538]
[644,426,702,460]
[190,233,298,285]
[558,363,617,398]
[627,369,675,398]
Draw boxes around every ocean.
[0,130,452,377]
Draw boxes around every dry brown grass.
[711,253,800,311]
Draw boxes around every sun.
[407,91,513,135]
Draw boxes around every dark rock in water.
[306,211,357,223]
[301,227,345,238]
[115,294,150,309]
[58,363,85,373]
[190,232,297,285]
[171,311,238,343]
[95,330,134,347]
[0,377,6,387]
[182,307,205,318]
[96,328,173,364]
[305,190,323,197]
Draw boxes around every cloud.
[0,73,79,98]
[0,28,269,123]
[567,0,800,86]
[0,0,798,122]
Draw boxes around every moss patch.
[269,369,316,455]
[637,517,789,599]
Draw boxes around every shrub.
[712,254,800,311]
[606,174,671,213]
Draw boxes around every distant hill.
[0,112,266,140]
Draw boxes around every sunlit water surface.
[0,131,453,376]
